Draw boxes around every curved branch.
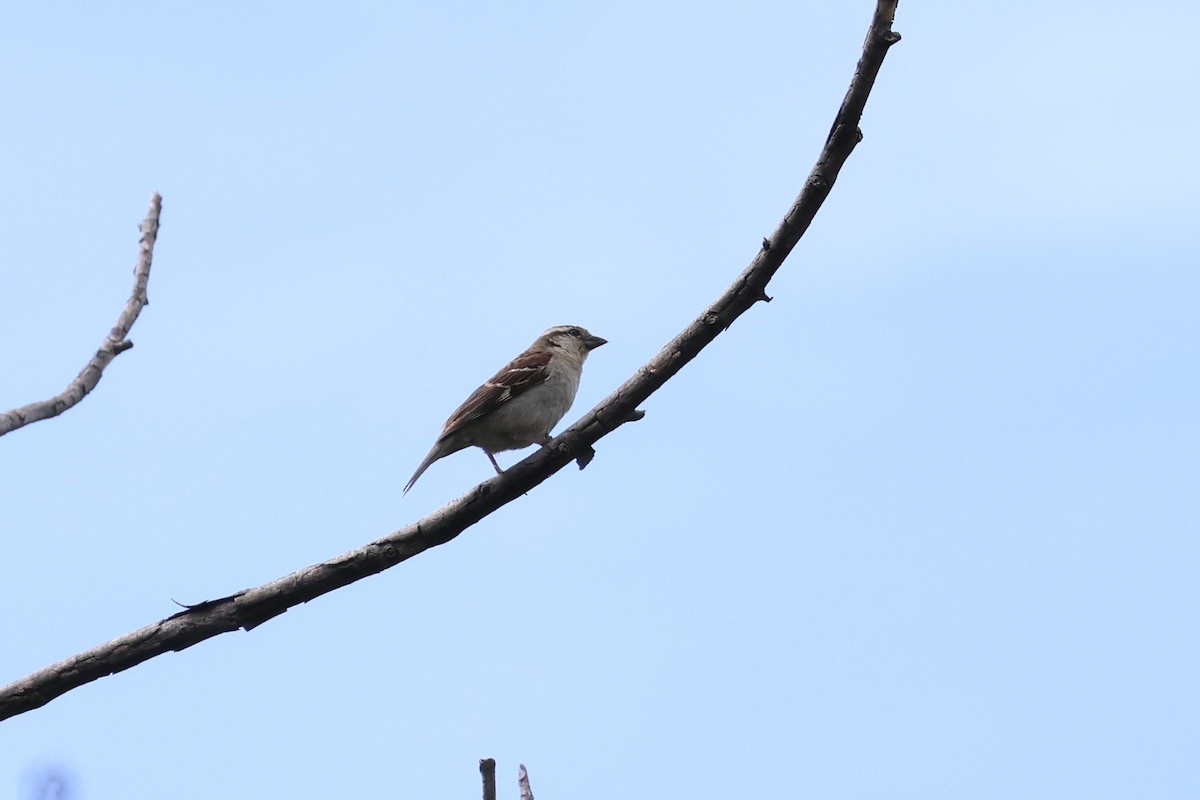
[0,193,163,438]
[0,1,900,723]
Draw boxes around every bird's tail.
[404,438,463,494]
[403,447,440,494]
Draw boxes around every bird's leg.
[485,451,504,475]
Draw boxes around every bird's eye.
[568,328,581,337]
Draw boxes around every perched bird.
[404,325,607,493]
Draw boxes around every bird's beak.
[583,334,607,351]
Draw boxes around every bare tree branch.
[518,764,534,800]
[480,758,497,800]
[0,193,162,438]
[0,1,900,723]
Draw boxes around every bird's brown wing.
[439,349,552,439]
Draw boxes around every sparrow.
[404,325,607,493]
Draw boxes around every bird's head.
[537,325,607,361]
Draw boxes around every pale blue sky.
[3,2,1198,798]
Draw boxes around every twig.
[518,764,534,800]
[0,193,162,438]
[0,1,900,723]
[480,758,497,800]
